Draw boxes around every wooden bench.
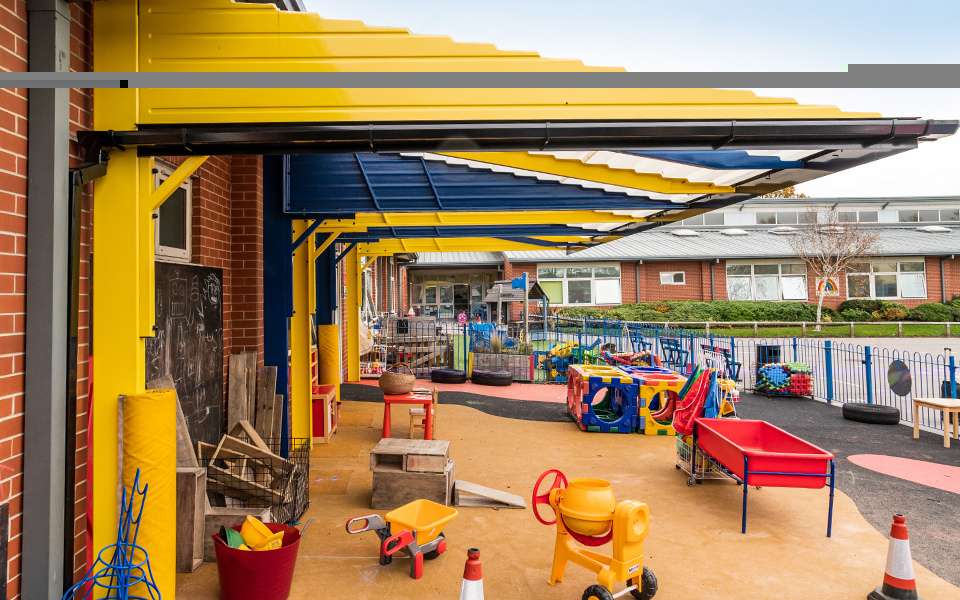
[912,397,960,448]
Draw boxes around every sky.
[303,0,960,198]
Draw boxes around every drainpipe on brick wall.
[710,259,717,301]
[635,262,642,303]
[23,1,72,597]
[941,256,948,303]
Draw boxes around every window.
[154,166,192,261]
[703,212,725,226]
[756,212,777,225]
[725,263,808,301]
[537,263,621,305]
[659,271,686,285]
[919,209,940,222]
[681,215,704,226]
[776,212,798,225]
[941,208,960,222]
[838,211,857,223]
[846,260,927,299]
[797,212,817,224]
[898,209,919,223]
[858,211,879,223]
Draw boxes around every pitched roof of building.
[504,226,960,262]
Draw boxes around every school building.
[402,197,960,318]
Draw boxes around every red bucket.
[213,523,301,600]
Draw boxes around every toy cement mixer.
[532,469,657,600]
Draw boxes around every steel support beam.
[345,247,361,382]
[290,220,313,442]
[23,1,71,596]
[263,156,293,455]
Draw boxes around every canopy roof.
[82,0,955,159]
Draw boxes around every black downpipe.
[61,172,83,592]
[940,256,947,303]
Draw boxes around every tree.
[762,185,807,199]
[788,209,879,331]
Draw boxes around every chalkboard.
[146,262,224,446]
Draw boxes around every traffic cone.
[459,547,484,600]
[868,514,921,600]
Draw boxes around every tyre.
[582,585,615,600]
[470,369,512,386]
[629,567,658,600]
[430,368,467,384]
[842,402,900,425]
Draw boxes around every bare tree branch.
[788,208,880,330]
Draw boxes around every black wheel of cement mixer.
[630,567,658,600]
[582,585,615,600]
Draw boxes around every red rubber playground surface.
[847,454,960,495]
[354,378,566,403]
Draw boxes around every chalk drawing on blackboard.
[146,262,224,446]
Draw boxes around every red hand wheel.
[531,469,568,525]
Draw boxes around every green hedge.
[558,301,832,323]
[908,303,960,322]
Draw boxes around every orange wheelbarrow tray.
[346,499,458,579]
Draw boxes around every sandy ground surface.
[177,400,959,600]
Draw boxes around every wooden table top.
[913,397,960,409]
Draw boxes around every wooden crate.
[371,460,454,509]
[176,467,205,572]
[369,438,449,473]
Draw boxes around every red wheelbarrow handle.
[382,530,415,557]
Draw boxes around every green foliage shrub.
[907,303,958,322]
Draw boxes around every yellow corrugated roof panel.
[136,0,879,124]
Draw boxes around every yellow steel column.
[92,2,172,598]
[289,221,312,440]
[345,246,361,381]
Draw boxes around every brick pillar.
[229,155,264,364]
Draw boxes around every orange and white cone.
[459,547,484,600]
[868,514,921,600]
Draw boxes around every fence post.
[753,322,759,335]
[824,340,834,404]
[792,337,798,362]
[462,322,468,372]
[849,322,855,337]
[864,346,874,404]
[897,321,903,337]
[950,353,957,399]
[729,336,737,379]
[947,322,952,337]
[705,321,711,336]
[801,322,807,336]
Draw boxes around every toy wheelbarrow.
[346,499,458,579]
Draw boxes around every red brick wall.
[639,260,710,302]
[944,257,960,302]
[228,156,264,363]
[0,1,27,594]
[67,2,94,587]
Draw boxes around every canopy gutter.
[78,118,958,160]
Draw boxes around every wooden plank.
[227,354,249,431]
[148,375,198,468]
[453,480,526,509]
[203,507,271,562]
[176,467,205,572]
[229,419,272,453]
[214,435,292,475]
[371,460,454,509]
[404,454,448,473]
[244,351,258,427]
[254,366,278,440]
[206,464,283,503]
[272,394,284,441]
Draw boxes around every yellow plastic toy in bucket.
[240,515,284,551]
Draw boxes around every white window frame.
[725,260,808,302]
[153,164,193,262]
[659,271,686,285]
[845,259,927,300]
[537,263,621,306]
